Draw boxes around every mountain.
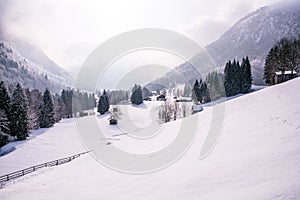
[148,2,300,89]
[0,33,74,93]
[206,3,300,84]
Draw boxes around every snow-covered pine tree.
[9,83,29,140]
[39,88,55,128]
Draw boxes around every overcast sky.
[0,0,285,72]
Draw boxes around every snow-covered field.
[0,119,86,176]
[1,78,300,199]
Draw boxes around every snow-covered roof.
[275,70,297,75]
[192,105,203,111]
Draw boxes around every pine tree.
[9,83,29,140]
[241,56,252,93]
[264,47,276,85]
[199,79,204,103]
[0,110,9,147]
[264,38,300,85]
[192,80,201,103]
[278,39,290,82]
[289,39,299,74]
[232,60,242,95]
[202,81,210,103]
[130,84,143,105]
[224,60,233,96]
[0,81,11,134]
[102,90,110,112]
[61,89,73,118]
[97,95,106,115]
[39,88,55,128]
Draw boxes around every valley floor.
[0,78,300,199]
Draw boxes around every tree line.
[97,84,146,116]
[0,81,96,147]
[192,56,252,103]
[264,38,300,85]
[224,57,252,96]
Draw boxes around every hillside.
[149,2,300,89]
[206,3,300,84]
[0,33,74,93]
[0,77,300,199]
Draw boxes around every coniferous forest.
[264,38,300,85]
[0,81,96,147]
[192,56,252,104]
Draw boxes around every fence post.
[22,170,24,176]
[6,175,9,181]
[56,160,59,165]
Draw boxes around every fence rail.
[0,151,90,183]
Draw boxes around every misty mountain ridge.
[0,32,74,93]
[148,2,300,89]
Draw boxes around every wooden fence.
[0,151,90,183]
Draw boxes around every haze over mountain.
[0,32,74,93]
[148,2,300,89]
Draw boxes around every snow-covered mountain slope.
[0,33,74,92]
[151,2,300,88]
[206,2,300,84]
[1,77,300,199]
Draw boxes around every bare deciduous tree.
[158,100,174,123]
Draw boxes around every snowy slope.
[0,119,85,176]
[1,78,300,199]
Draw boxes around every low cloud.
[0,0,288,71]
[179,17,229,47]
